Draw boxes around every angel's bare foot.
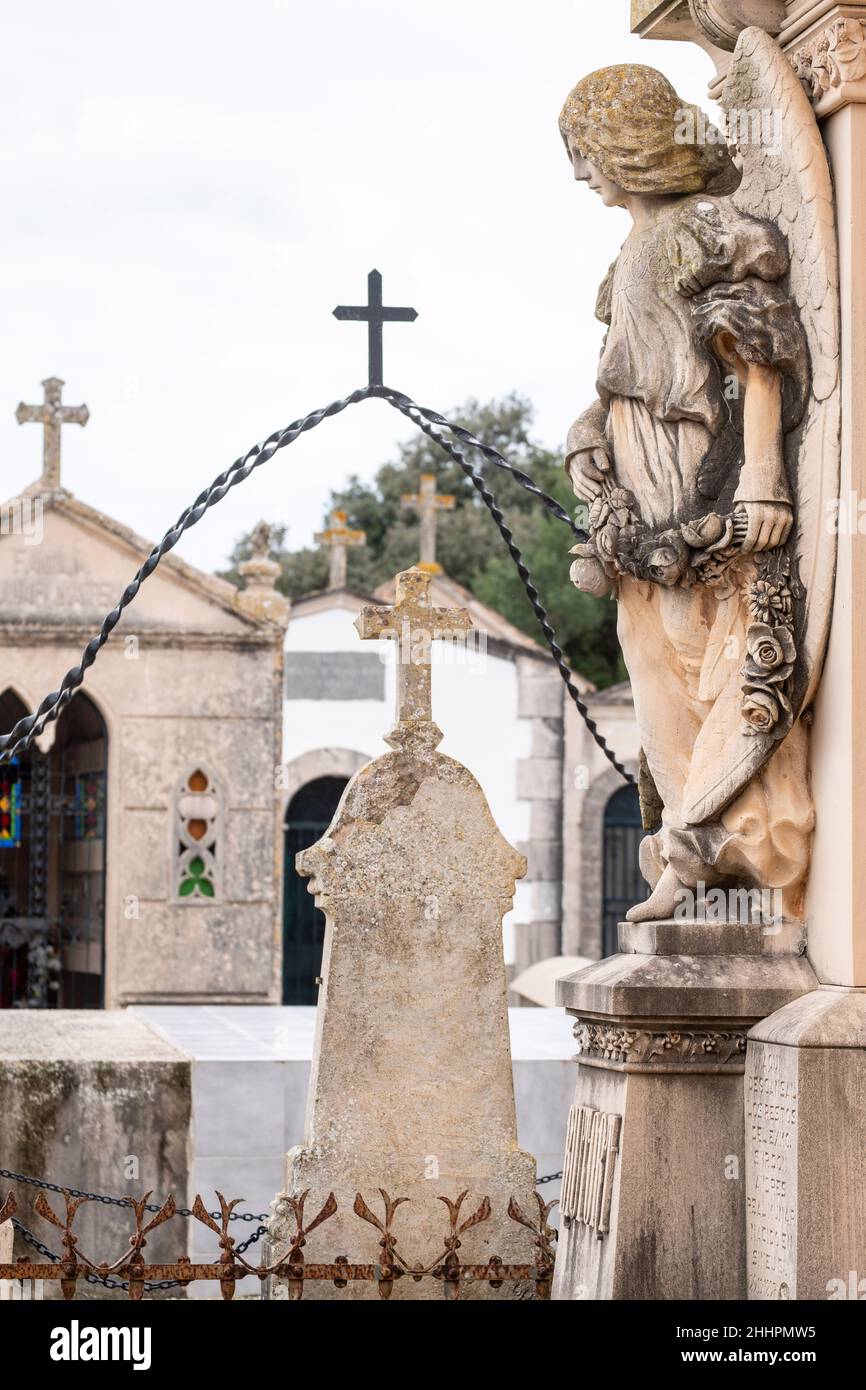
[625,863,685,923]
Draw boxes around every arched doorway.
[282,776,347,1004]
[0,690,107,1009]
[601,784,649,957]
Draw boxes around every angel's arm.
[714,331,793,551]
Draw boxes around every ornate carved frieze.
[573,1019,749,1069]
[791,16,866,113]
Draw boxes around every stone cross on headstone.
[314,509,366,591]
[401,474,456,574]
[16,377,89,491]
[355,566,471,752]
[268,565,537,1299]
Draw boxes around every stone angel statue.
[561,30,840,924]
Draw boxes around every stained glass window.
[0,760,21,848]
[176,768,219,901]
[73,771,106,841]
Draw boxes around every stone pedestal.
[552,921,816,1300]
[746,987,866,1300]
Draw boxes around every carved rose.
[743,623,795,683]
[644,532,689,587]
[596,522,621,564]
[607,487,636,526]
[742,685,793,740]
[589,486,638,534]
[682,512,724,548]
[742,689,779,733]
[683,511,735,556]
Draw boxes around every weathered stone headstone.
[268,567,539,1298]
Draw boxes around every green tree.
[220,395,625,687]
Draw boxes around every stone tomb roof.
[0,485,280,641]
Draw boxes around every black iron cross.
[333,269,417,387]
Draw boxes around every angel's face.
[569,142,626,208]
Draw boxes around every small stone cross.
[315,508,367,590]
[16,377,89,491]
[355,566,472,752]
[401,474,456,574]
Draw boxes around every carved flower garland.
[570,483,740,594]
[571,483,799,742]
[742,552,797,742]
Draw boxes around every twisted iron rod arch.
[0,383,633,785]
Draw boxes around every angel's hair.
[559,64,736,196]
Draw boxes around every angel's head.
[559,65,736,205]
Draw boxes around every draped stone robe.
[567,197,813,913]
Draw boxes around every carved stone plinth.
[746,988,866,1299]
[552,920,816,1300]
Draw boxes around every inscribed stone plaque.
[745,1041,797,1299]
[284,651,385,701]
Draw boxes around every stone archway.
[279,750,369,1005]
[572,761,641,960]
[0,688,108,1008]
[283,775,350,1004]
[278,748,369,815]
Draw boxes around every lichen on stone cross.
[314,508,367,590]
[355,566,472,753]
[236,519,290,625]
[400,474,456,574]
[15,377,89,492]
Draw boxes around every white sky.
[0,1,715,576]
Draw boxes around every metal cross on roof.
[355,567,472,754]
[333,269,417,387]
[16,377,89,492]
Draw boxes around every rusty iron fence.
[0,1182,557,1301]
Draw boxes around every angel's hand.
[736,502,793,554]
[567,447,611,504]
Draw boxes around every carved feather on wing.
[683,26,840,826]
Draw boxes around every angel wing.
[683,25,840,827]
